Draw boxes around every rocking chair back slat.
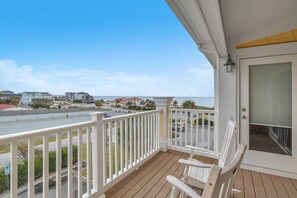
[218,120,237,167]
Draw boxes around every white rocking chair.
[180,119,237,189]
[167,144,247,198]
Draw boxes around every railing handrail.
[169,108,218,113]
[0,120,97,144]
[103,109,162,122]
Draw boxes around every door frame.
[239,54,297,179]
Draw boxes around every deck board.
[270,175,289,198]
[251,171,267,198]
[105,150,297,198]
[261,173,278,198]
[280,177,297,197]
[242,169,256,198]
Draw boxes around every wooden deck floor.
[105,150,297,198]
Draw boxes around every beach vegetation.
[73,99,82,103]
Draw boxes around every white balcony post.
[153,97,173,152]
[90,112,106,198]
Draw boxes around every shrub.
[34,157,43,179]
[0,145,79,194]
[49,151,56,172]
[0,167,8,193]
[18,162,28,187]
[73,99,82,103]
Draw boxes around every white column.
[214,65,220,152]
[153,97,173,152]
[90,112,106,198]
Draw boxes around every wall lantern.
[224,54,235,73]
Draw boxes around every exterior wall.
[217,58,237,149]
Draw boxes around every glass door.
[240,55,297,177]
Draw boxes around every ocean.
[94,96,214,107]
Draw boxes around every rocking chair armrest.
[166,175,201,198]
[179,159,213,168]
[186,145,220,159]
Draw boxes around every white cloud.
[0,59,214,96]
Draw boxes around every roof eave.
[166,0,228,68]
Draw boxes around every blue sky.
[0,0,214,96]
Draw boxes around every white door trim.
[239,54,297,179]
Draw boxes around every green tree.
[95,100,103,108]
[115,99,121,107]
[145,99,155,108]
[173,100,178,106]
[182,100,196,109]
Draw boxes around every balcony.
[0,97,296,198]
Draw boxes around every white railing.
[0,109,161,198]
[0,120,96,198]
[168,108,217,152]
[101,109,161,191]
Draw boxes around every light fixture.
[224,54,235,73]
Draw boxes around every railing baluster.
[125,119,128,169]
[28,138,35,198]
[86,127,92,196]
[115,121,118,176]
[208,113,211,150]
[56,133,62,198]
[145,115,147,156]
[148,115,151,154]
[184,111,188,147]
[151,114,153,152]
[180,111,183,147]
[108,122,113,180]
[10,141,18,198]
[129,118,133,167]
[67,131,73,198]
[137,116,140,162]
[133,117,136,164]
[152,113,156,150]
[77,128,83,197]
[190,112,193,146]
[196,112,198,147]
[174,111,176,146]
[120,120,124,173]
[202,113,205,144]
[141,115,144,159]
[169,110,172,147]
[43,136,49,198]
[156,112,158,149]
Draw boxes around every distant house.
[21,92,52,105]
[65,92,94,103]
[65,92,76,101]
[0,90,21,100]
[128,97,144,106]
[108,97,144,107]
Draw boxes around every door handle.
[241,115,247,119]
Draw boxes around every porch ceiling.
[221,0,297,46]
[166,0,297,67]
